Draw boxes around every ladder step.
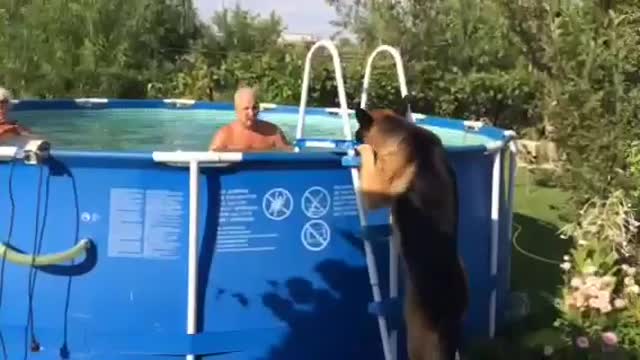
[361,224,393,243]
[341,155,361,167]
[369,297,403,332]
[295,138,357,151]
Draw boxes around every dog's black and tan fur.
[354,97,469,360]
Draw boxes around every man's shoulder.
[218,123,233,131]
[256,119,278,128]
[256,119,283,135]
[209,123,234,150]
[216,123,235,136]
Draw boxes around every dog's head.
[354,95,413,149]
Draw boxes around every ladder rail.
[360,45,466,359]
[360,45,414,123]
[359,44,412,360]
[295,40,352,141]
[294,39,393,360]
[349,164,394,360]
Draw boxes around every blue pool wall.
[0,100,517,360]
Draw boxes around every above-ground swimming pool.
[10,100,494,151]
[0,99,517,360]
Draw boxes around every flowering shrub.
[553,190,640,356]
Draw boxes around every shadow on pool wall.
[194,162,393,360]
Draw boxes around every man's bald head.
[234,86,257,104]
[234,86,259,129]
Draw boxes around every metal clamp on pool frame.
[0,139,51,165]
[340,147,362,168]
[0,139,51,164]
[20,139,51,165]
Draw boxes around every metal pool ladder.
[360,44,414,123]
[295,40,394,360]
[359,44,414,360]
[360,44,463,360]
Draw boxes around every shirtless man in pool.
[209,87,292,152]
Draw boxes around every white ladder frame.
[295,39,393,360]
[359,44,412,360]
[360,44,414,123]
[296,40,352,140]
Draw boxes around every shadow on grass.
[510,212,572,332]
[465,211,575,359]
[511,212,571,303]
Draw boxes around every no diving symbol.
[301,220,331,251]
[302,186,330,218]
[262,188,293,221]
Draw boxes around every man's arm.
[209,126,229,151]
[274,128,293,150]
[16,124,32,135]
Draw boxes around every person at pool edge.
[0,86,32,142]
[209,86,292,152]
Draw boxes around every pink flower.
[624,276,636,286]
[576,336,589,348]
[570,277,582,288]
[614,298,627,309]
[601,332,618,346]
[599,303,612,314]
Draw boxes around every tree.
[0,0,204,98]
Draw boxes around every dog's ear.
[355,107,374,128]
[351,100,362,111]
[394,94,414,120]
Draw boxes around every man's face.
[235,93,259,128]
[0,100,9,120]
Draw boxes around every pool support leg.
[505,140,518,321]
[350,164,394,360]
[389,223,399,360]
[507,142,518,240]
[187,159,200,360]
[489,150,501,338]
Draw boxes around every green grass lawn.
[511,168,572,320]
[467,166,573,359]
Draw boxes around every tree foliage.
[0,0,202,98]
[495,0,640,210]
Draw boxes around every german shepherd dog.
[354,96,469,360]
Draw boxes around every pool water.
[10,108,492,152]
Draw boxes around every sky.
[194,0,341,38]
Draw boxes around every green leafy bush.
[553,190,640,355]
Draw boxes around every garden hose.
[512,222,562,265]
[0,238,91,267]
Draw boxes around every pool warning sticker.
[107,188,184,260]
[216,188,281,253]
[300,219,331,251]
[262,188,293,221]
[301,186,331,218]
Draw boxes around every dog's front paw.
[357,144,375,165]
